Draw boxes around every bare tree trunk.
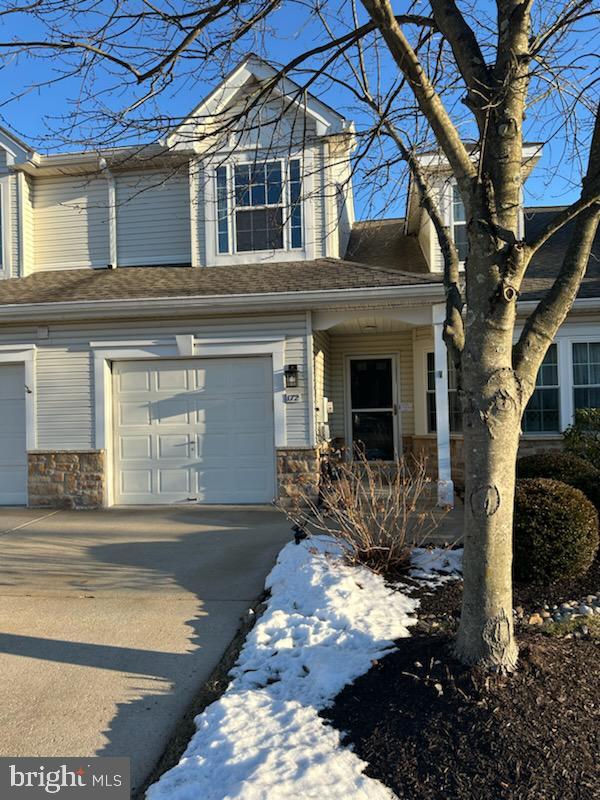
[454,320,523,670]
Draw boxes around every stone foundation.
[276,447,321,506]
[408,434,563,489]
[28,450,105,509]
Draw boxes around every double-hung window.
[573,342,600,410]
[522,344,560,432]
[216,159,303,255]
[426,352,462,433]
[451,185,468,262]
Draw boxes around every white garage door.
[112,357,276,505]
[0,364,27,505]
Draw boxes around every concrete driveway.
[0,506,289,792]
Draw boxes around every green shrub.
[516,451,600,511]
[563,408,600,466]
[513,478,599,584]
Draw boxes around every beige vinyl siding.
[10,175,19,277]
[328,331,415,444]
[0,313,310,450]
[313,144,327,259]
[313,329,331,405]
[33,174,110,271]
[21,174,35,275]
[115,170,191,266]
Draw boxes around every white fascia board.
[0,282,445,323]
[517,296,600,314]
[0,126,35,164]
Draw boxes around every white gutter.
[0,282,445,323]
[517,297,600,313]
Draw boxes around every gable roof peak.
[166,53,352,149]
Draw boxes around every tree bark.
[454,355,523,670]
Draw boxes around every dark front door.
[349,357,397,460]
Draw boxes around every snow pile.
[147,539,459,800]
[410,546,463,585]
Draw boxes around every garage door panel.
[234,432,271,457]
[113,357,275,505]
[117,368,151,393]
[158,468,191,494]
[233,396,273,423]
[120,469,153,495]
[192,398,231,425]
[156,367,190,391]
[118,400,152,426]
[0,401,26,430]
[158,434,191,459]
[234,466,273,492]
[119,435,152,460]
[0,365,27,505]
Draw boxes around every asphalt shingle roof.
[345,207,600,301]
[0,258,440,306]
[1,207,598,308]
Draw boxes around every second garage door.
[113,357,276,505]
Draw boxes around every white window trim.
[204,149,315,266]
[91,335,287,506]
[0,176,13,278]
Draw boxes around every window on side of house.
[573,341,600,410]
[426,352,462,433]
[522,343,560,432]
[216,158,303,255]
[451,184,468,262]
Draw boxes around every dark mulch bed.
[324,630,599,800]
[416,556,600,621]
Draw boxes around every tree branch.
[525,190,600,255]
[514,104,600,385]
[360,0,477,187]
[429,0,492,130]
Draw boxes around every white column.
[433,303,454,507]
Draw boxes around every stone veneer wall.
[276,447,321,506]
[408,435,563,487]
[28,450,105,509]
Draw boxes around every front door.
[348,356,398,460]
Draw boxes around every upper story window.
[522,344,560,432]
[216,158,303,255]
[451,185,468,262]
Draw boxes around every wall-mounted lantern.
[284,364,299,388]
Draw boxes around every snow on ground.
[147,538,461,800]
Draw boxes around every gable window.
[426,352,462,433]
[451,185,468,262]
[522,344,560,432]
[573,342,600,410]
[216,159,303,255]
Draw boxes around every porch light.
[284,364,299,388]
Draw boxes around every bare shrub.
[278,449,447,577]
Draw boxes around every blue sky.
[0,2,593,218]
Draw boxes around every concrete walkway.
[0,506,290,792]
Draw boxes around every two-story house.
[0,54,598,510]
